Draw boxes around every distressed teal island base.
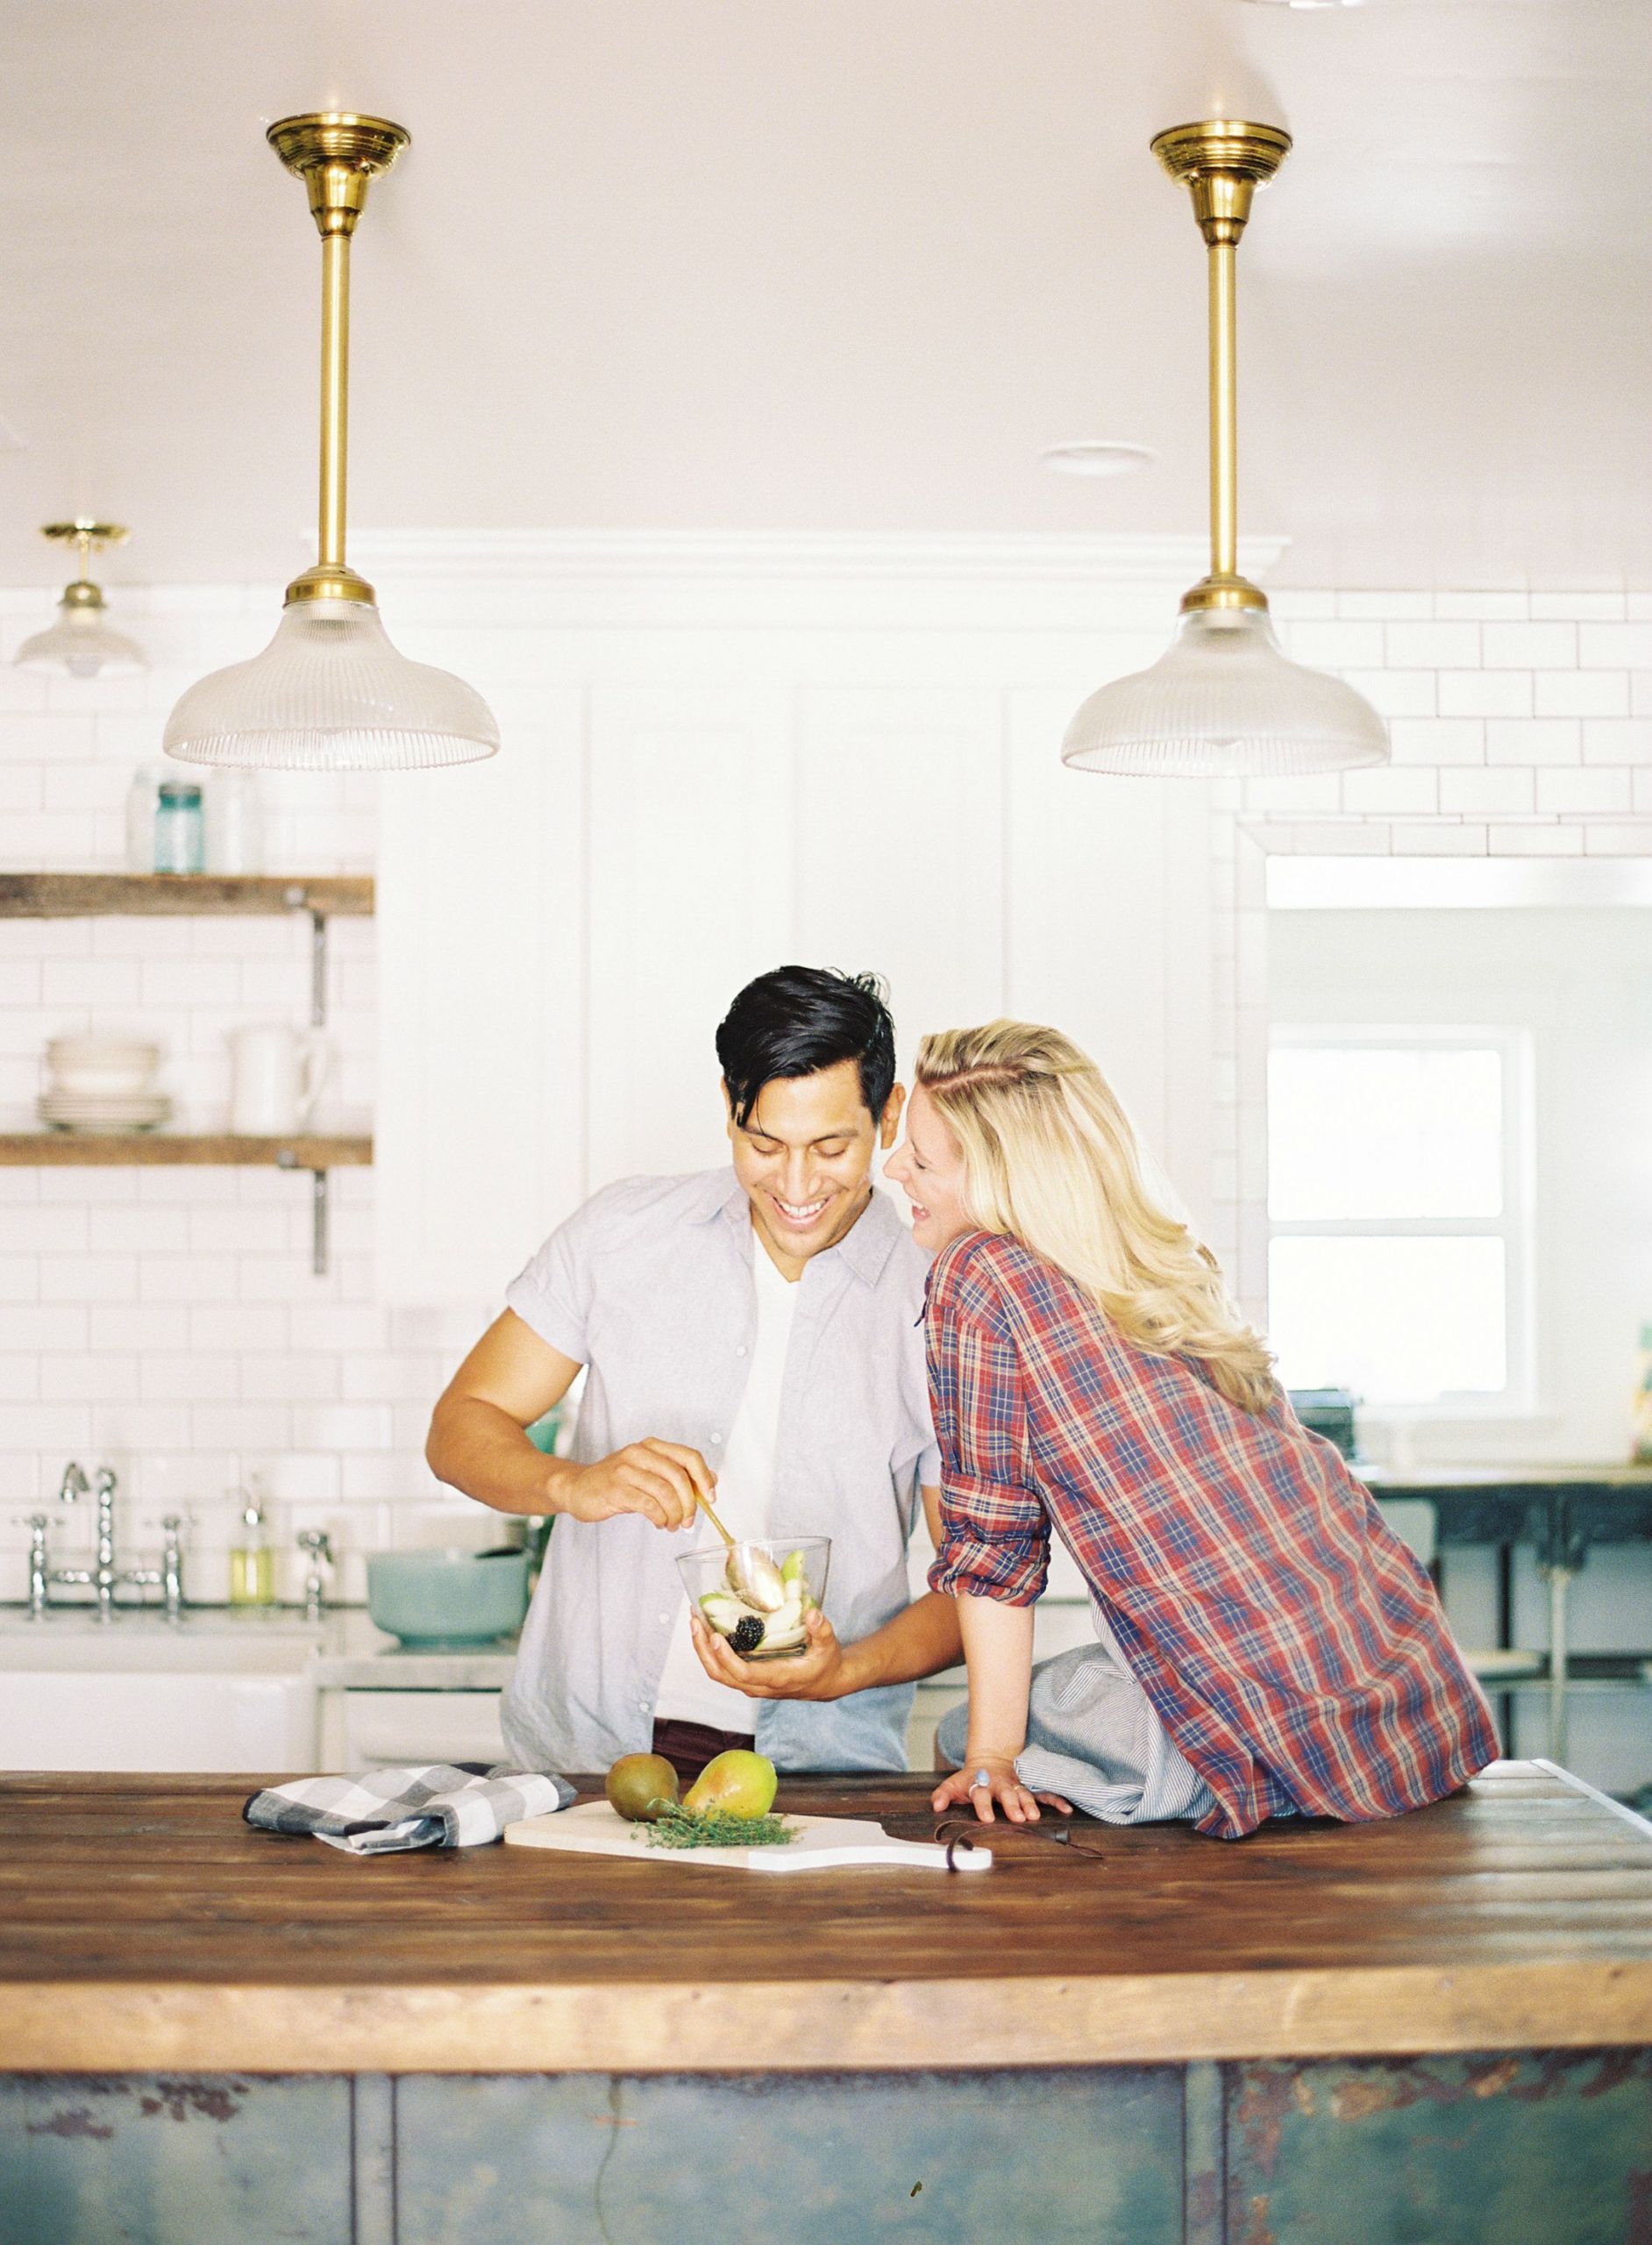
[4,1765,1649,2245]
[4,2051,1650,2244]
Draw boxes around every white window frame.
[1267,1023,1536,1417]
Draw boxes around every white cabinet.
[319,1688,508,1770]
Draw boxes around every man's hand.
[560,1439,715,1533]
[688,1607,851,1700]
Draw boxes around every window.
[1266,1028,1532,1410]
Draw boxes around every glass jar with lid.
[153,780,205,873]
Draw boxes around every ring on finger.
[969,1768,993,1792]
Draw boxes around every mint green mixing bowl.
[366,1549,530,1646]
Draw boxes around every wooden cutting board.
[502,1799,993,1874]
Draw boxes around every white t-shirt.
[652,1242,800,1732]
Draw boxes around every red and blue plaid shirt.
[924,1231,1499,1839]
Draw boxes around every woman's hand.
[689,1608,849,1700]
[931,1755,1072,1825]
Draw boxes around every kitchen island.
[3,1762,1649,2243]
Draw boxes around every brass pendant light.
[1062,121,1389,778]
[16,521,146,678]
[164,114,498,771]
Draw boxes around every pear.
[682,1749,778,1820]
[605,1752,680,1823]
[780,1549,816,1611]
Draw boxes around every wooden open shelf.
[0,1133,373,1168]
[0,873,374,918]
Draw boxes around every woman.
[886,1021,1498,1839]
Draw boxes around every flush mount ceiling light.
[164,113,498,772]
[1041,441,1157,477]
[16,522,146,679]
[1062,121,1388,778]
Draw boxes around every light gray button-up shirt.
[499,1167,941,1774]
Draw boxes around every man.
[426,965,960,1777]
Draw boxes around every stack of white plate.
[39,1034,171,1134]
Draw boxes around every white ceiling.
[0,0,1645,590]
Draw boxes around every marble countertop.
[0,1601,519,1691]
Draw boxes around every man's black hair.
[716,966,897,1129]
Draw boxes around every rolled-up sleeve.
[504,1200,596,1363]
[925,1257,1049,1607]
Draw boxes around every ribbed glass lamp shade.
[163,598,499,771]
[15,602,147,680]
[1062,604,1389,778]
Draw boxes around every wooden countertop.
[4,1762,1649,2076]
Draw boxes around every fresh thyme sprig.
[644,1805,797,1849]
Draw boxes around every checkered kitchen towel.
[244,1763,573,1855]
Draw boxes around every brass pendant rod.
[318,229,350,575]
[1150,118,1291,615]
[267,113,409,607]
[1208,238,1238,586]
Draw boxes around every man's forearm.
[426,1395,582,1518]
[832,1590,965,1696]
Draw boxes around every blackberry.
[730,1614,765,1656]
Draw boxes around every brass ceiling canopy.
[1150,119,1292,614]
[15,519,146,676]
[266,112,410,609]
[41,519,129,612]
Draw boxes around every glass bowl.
[676,1535,831,1660]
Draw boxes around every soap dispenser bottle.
[229,1489,275,1607]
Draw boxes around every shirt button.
[737,1345,748,1358]
[709,1431,723,1445]
[657,1612,669,1626]
[638,1698,650,1712]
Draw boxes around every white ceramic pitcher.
[228,1024,331,1135]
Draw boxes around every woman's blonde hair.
[915,1020,1276,1414]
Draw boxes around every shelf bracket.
[310,909,329,1029]
[276,1148,331,1277]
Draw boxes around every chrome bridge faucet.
[28,1463,188,1621]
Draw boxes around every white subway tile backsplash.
[1528,592,1627,621]
[189,1404,292,1450]
[1583,823,1652,854]
[1385,622,1480,667]
[0,1255,39,1301]
[1340,766,1440,816]
[1534,671,1630,717]
[1484,719,1582,766]
[1385,717,1484,767]
[1432,592,1530,620]
[1579,624,1652,667]
[1438,768,1536,816]
[42,1353,141,1402]
[1480,622,1577,668]
[1581,719,1652,766]
[1487,823,1584,854]
[39,1254,139,1302]
[1535,767,1634,816]
[1340,670,1436,718]
[1437,672,1532,718]
[141,1353,239,1401]
[1390,822,1489,854]
[1335,592,1434,620]
[240,1353,341,1403]
[0,1305,87,1351]
[291,1404,395,1453]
